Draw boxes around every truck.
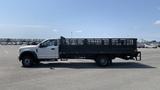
[18,36,141,67]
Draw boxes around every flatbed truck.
[18,36,141,67]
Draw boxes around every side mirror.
[39,44,45,48]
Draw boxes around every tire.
[22,55,34,67]
[95,56,112,67]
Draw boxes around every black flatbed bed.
[59,37,141,61]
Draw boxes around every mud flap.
[135,51,141,61]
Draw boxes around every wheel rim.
[99,58,108,65]
[23,58,31,66]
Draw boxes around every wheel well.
[19,51,37,61]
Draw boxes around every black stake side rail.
[59,36,141,61]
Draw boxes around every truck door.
[37,39,59,59]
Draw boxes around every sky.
[0,0,160,40]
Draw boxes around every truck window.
[40,40,56,47]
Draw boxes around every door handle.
[51,48,55,50]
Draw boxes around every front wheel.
[22,55,34,67]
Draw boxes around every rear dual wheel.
[95,57,112,67]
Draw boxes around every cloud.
[154,20,160,25]
[75,30,82,33]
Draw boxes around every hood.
[19,45,38,49]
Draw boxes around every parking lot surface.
[0,45,160,90]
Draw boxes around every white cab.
[37,39,59,59]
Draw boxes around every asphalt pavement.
[0,45,160,90]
